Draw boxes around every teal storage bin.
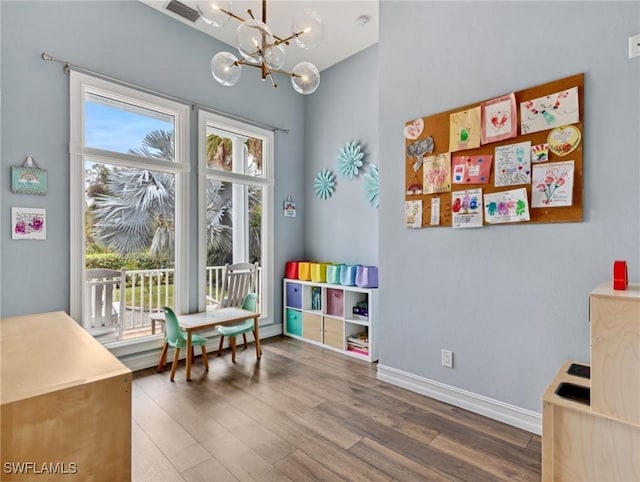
[326,264,342,284]
[286,308,302,337]
[340,264,360,286]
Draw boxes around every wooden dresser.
[1,311,131,481]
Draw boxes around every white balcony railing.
[86,265,261,342]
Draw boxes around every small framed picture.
[12,207,46,240]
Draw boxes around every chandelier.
[196,0,324,95]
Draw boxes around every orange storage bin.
[298,262,311,281]
[311,262,328,282]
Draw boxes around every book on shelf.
[347,345,369,356]
[351,314,369,321]
[347,332,369,348]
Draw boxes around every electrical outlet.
[629,34,640,59]
[441,349,453,368]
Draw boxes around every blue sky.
[84,101,173,155]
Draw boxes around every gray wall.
[304,45,379,266]
[0,1,305,324]
[378,1,640,413]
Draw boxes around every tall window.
[198,111,274,321]
[70,72,190,345]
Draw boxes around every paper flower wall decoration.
[314,169,336,200]
[363,164,379,208]
[337,142,364,179]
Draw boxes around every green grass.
[115,284,174,310]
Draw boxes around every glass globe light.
[291,62,320,95]
[291,9,324,50]
[211,52,241,86]
[196,0,231,27]
[236,20,273,65]
[264,44,286,70]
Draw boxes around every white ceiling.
[140,0,379,72]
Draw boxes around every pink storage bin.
[326,288,344,317]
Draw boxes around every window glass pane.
[85,93,175,161]
[248,186,263,267]
[204,180,263,309]
[205,180,233,267]
[84,160,175,342]
[205,125,264,178]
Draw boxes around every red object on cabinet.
[286,261,299,280]
[613,260,628,290]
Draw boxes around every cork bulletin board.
[404,73,584,228]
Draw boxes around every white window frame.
[197,110,274,323]
[69,71,190,347]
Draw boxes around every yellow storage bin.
[298,262,311,281]
[311,262,328,282]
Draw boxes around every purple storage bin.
[340,264,359,286]
[356,265,378,288]
[286,283,302,309]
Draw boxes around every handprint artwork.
[404,200,422,228]
[481,93,517,144]
[484,188,530,224]
[449,107,481,152]
[452,188,483,228]
[422,153,451,195]
[494,141,532,187]
[531,143,550,163]
[531,161,574,207]
[520,87,579,134]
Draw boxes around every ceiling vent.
[165,0,200,23]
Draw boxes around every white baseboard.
[377,364,542,435]
[118,323,283,372]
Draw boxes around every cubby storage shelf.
[283,278,378,362]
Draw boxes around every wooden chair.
[217,293,259,362]
[219,262,258,308]
[162,306,209,381]
[85,268,125,339]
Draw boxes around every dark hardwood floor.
[132,336,541,481]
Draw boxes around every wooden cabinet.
[542,283,640,481]
[323,316,344,350]
[302,312,322,343]
[1,311,132,481]
[283,279,377,362]
[542,361,640,481]
[589,282,640,424]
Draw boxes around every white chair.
[215,262,259,359]
[219,262,258,308]
[85,268,125,339]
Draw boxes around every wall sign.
[283,195,296,217]
[11,155,47,195]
